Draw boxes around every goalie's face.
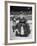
[20,15,24,19]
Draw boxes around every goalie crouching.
[13,17,30,37]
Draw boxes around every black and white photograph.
[5,1,36,44]
[10,6,32,39]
